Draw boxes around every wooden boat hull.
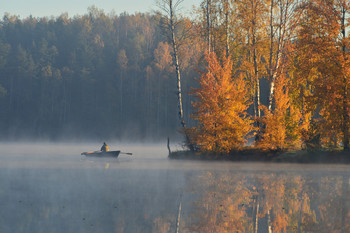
[81,151,121,158]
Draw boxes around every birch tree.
[157,0,193,148]
[266,0,300,111]
[237,0,266,135]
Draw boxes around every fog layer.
[0,143,349,232]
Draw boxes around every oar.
[120,152,133,155]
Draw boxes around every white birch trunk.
[169,7,186,129]
[224,0,229,56]
[163,0,193,150]
[206,0,211,52]
[267,0,289,111]
[252,2,261,121]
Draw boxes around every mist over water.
[1,142,350,232]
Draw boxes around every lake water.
[0,143,349,233]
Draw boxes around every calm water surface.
[0,143,349,233]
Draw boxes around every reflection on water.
[0,144,349,233]
[182,171,350,233]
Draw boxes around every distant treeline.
[1,0,350,153]
[0,7,200,140]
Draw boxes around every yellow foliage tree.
[190,52,253,153]
[294,0,350,150]
[257,74,304,151]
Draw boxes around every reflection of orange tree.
[187,171,253,232]
[256,174,316,232]
[150,172,350,232]
[315,175,350,233]
[185,171,320,232]
[152,216,171,233]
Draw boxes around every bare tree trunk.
[224,0,229,56]
[268,56,282,111]
[255,72,260,120]
[252,2,261,123]
[169,7,185,130]
[206,0,211,52]
[267,0,290,111]
[268,0,275,111]
[161,0,193,150]
[341,6,349,151]
[167,137,171,154]
[246,31,258,120]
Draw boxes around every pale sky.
[1,0,202,18]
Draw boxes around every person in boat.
[101,142,110,152]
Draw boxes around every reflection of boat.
[81,151,121,158]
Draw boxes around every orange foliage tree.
[257,73,304,151]
[294,0,350,150]
[189,52,253,153]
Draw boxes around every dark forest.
[0,7,200,141]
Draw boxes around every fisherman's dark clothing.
[101,143,110,152]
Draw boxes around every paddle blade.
[120,152,133,155]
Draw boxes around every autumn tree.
[265,0,300,111]
[190,52,253,153]
[294,0,350,150]
[257,73,304,151]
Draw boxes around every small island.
[169,49,350,163]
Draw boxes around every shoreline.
[168,149,350,164]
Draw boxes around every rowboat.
[81,150,121,158]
